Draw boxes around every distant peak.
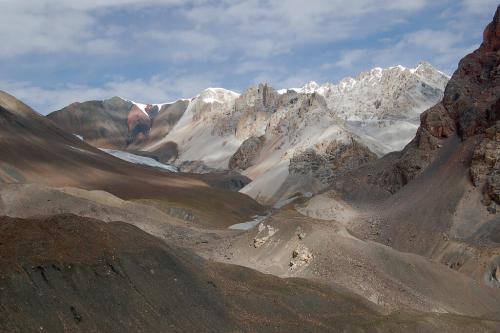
[303,81,320,88]
[389,65,407,71]
[416,60,432,68]
[411,61,450,79]
[197,87,240,104]
[202,87,240,96]
[299,81,321,93]
[275,62,448,98]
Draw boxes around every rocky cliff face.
[303,62,449,123]
[316,6,500,265]
[289,139,377,186]
[463,7,500,207]
[229,136,266,171]
[237,65,447,203]
[370,6,500,204]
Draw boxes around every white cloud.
[138,30,223,61]
[326,26,478,77]
[0,0,188,57]
[326,49,367,70]
[461,0,498,15]
[0,0,431,59]
[0,5,93,57]
[234,61,283,75]
[178,0,431,59]
[392,29,472,66]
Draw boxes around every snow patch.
[100,149,178,172]
[125,98,191,116]
[228,215,267,230]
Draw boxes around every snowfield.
[100,149,178,172]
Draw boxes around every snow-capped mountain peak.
[123,98,193,117]
[198,88,240,104]
[279,63,449,102]
[296,81,320,94]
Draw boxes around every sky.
[0,0,497,114]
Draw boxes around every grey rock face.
[289,139,377,188]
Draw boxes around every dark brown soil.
[1,214,499,333]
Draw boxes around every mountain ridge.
[47,62,449,204]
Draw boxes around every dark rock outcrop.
[128,100,189,151]
[178,160,252,191]
[126,104,152,145]
[441,23,499,138]
[148,141,179,164]
[290,139,377,187]
[199,171,252,192]
[471,124,500,206]
[229,136,265,171]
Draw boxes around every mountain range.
[0,5,499,333]
[48,61,449,205]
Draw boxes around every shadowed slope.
[0,91,264,227]
[46,97,132,149]
[1,214,499,333]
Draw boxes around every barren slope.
[0,91,264,227]
[2,214,499,333]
